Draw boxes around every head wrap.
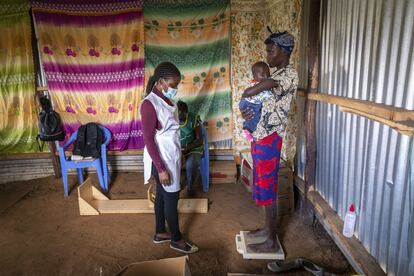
[264,29,294,57]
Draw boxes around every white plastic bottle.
[343,204,357,238]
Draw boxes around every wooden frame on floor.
[77,178,208,215]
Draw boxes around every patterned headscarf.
[264,29,294,57]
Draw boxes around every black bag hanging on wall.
[37,96,65,142]
[73,123,104,158]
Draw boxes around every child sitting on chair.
[239,61,273,142]
[177,100,204,198]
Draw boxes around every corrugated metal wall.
[296,0,414,275]
[296,0,309,178]
[0,157,55,184]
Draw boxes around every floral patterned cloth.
[231,0,302,164]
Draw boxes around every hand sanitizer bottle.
[343,204,356,238]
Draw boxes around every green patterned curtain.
[144,0,232,149]
[0,0,38,153]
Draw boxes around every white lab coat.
[142,91,181,193]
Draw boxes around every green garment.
[180,113,203,155]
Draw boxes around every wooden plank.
[47,141,61,178]
[91,186,110,201]
[297,88,306,97]
[294,177,385,275]
[308,93,414,122]
[340,106,414,136]
[309,191,385,276]
[78,178,208,215]
[36,86,48,92]
[233,155,241,166]
[209,149,234,156]
[177,198,208,213]
[78,179,100,215]
[210,160,237,184]
[0,152,51,160]
[95,198,208,214]
[95,199,153,214]
[78,197,99,216]
[120,256,189,276]
[108,150,143,155]
[304,0,321,204]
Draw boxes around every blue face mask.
[163,87,178,99]
[162,79,178,99]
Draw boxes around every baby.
[239,61,273,141]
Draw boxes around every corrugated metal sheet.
[295,0,309,178]
[0,158,55,184]
[297,0,414,275]
[0,151,234,184]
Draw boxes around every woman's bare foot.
[247,238,280,252]
[246,228,268,238]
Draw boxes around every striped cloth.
[0,0,39,153]
[32,0,145,151]
[144,0,232,149]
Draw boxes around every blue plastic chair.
[200,124,209,192]
[58,125,111,197]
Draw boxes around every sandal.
[267,258,325,276]
[170,241,199,254]
[153,234,171,244]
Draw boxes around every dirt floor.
[0,172,354,275]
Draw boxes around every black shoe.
[153,234,171,244]
[170,241,199,254]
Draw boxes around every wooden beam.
[294,177,385,276]
[297,88,306,97]
[297,91,414,136]
[304,0,321,201]
[48,142,61,178]
[340,107,414,136]
[308,93,414,122]
[0,152,51,160]
[36,86,48,92]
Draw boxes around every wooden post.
[31,10,61,179]
[304,0,321,208]
[48,142,61,178]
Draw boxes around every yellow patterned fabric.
[231,0,302,163]
[0,0,39,153]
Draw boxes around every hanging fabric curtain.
[230,0,268,153]
[0,0,39,153]
[144,0,232,149]
[231,0,301,163]
[32,0,145,151]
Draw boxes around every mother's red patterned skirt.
[251,131,283,206]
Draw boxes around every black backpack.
[73,122,104,158]
[37,96,65,142]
